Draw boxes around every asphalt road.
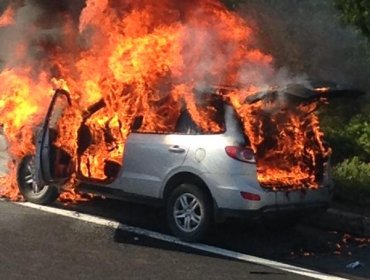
[0,199,369,280]
[0,201,310,280]
[0,136,369,280]
[57,197,370,280]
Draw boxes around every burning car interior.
[42,82,356,190]
[47,88,227,184]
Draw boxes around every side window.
[131,115,177,134]
[48,94,69,130]
[45,92,72,178]
[178,96,226,135]
[131,94,226,135]
[175,110,202,134]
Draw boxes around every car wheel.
[166,184,212,242]
[17,155,59,205]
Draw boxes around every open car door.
[35,89,72,186]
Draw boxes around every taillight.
[240,191,261,201]
[225,146,256,164]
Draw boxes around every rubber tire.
[17,155,59,205]
[166,184,212,242]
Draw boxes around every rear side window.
[175,110,201,134]
[175,96,225,135]
[132,94,225,135]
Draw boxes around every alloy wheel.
[173,193,202,233]
[21,157,45,195]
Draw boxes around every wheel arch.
[162,172,214,206]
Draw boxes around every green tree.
[335,0,370,38]
[334,156,370,206]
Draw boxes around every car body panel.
[116,133,190,197]
[274,187,331,206]
[200,172,274,210]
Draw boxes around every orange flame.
[229,90,331,190]
[314,87,330,93]
[0,0,329,202]
[0,6,15,28]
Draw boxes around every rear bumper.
[215,202,329,221]
[203,172,332,211]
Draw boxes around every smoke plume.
[238,0,370,91]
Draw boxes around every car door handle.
[168,145,186,153]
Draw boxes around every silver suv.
[17,85,335,241]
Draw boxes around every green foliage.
[322,110,370,163]
[335,0,370,38]
[321,104,370,205]
[345,114,370,156]
[323,0,370,205]
[333,156,370,205]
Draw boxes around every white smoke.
[0,0,85,75]
[238,0,370,91]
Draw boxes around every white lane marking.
[17,201,348,280]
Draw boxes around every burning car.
[15,83,358,242]
[0,0,366,243]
